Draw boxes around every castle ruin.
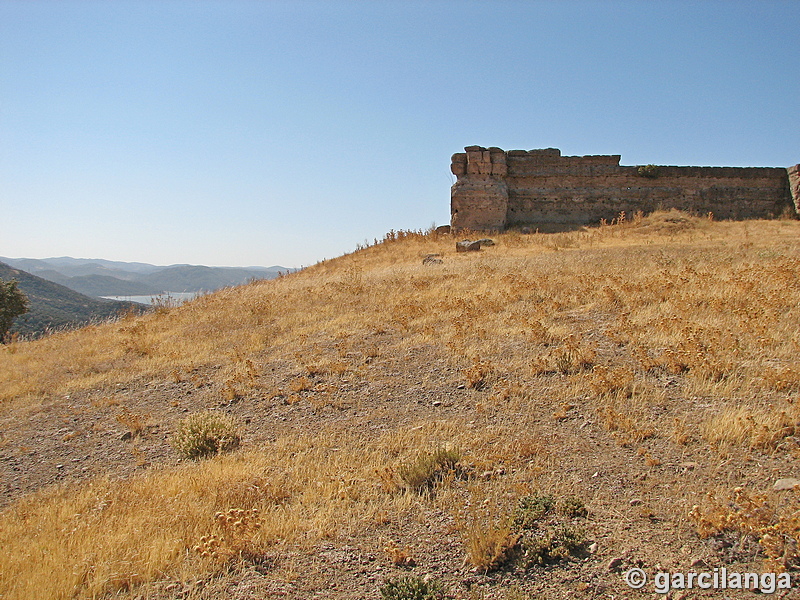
[450,146,800,231]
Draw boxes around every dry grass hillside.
[2,211,800,599]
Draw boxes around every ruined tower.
[450,146,800,232]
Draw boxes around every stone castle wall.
[450,146,800,231]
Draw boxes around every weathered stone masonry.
[451,146,800,231]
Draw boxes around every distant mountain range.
[0,257,291,298]
[0,261,145,338]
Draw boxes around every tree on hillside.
[0,279,29,342]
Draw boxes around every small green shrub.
[558,496,588,518]
[398,447,461,493]
[519,523,587,566]
[514,494,554,529]
[380,575,443,600]
[503,586,540,600]
[511,493,588,567]
[637,164,660,178]
[171,411,241,459]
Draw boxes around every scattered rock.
[476,238,495,247]
[629,498,643,506]
[607,557,624,572]
[120,431,133,442]
[588,542,598,554]
[432,400,442,407]
[690,557,707,568]
[423,254,443,265]
[678,461,699,470]
[773,478,800,491]
[435,225,451,235]
[456,240,481,253]
[398,555,416,567]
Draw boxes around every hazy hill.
[2,213,799,599]
[4,256,162,276]
[0,257,291,297]
[135,264,280,293]
[0,262,144,338]
[30,271,162,297]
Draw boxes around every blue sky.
[1,0,797,268]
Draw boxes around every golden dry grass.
[0,420,548,599]
[3,212,800,598]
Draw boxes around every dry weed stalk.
[382,539,417,567]
[690,488,800,571]
[115,406,148,438]
[193,508,263,562]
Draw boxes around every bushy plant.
[514,493,554,529]
[171,411,241,459]
[380,575,443,600]
[0,279,28,343]
[558,496,588,518]
[512,493,588,567]
[637,164,660,178]
[519,523,586,566]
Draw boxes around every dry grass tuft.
[397,446,462,493]
[459,504,519,572]
[702,403,800,451]
[171,411,241,459]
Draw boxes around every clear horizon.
[2,0,798,268]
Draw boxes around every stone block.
[528,148,561,156]
[489,150,506,165]
[491,163,507,176]
[456,240,481,252]
[466,150,483,164]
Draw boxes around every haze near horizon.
[1,0,797,268]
